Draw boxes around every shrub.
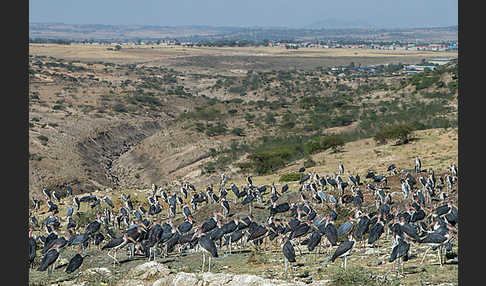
[249,147,293,174]
[201,161,217,174]
[194,122,205,132]
[112,103,127,113]
[303,157,317,168]
[205,123,228,137]
[374,123,414,145]
[231,127,246,136]
[235,162,253,173]
[264,112,277,125]
[245,113,256,123]
[321,135,345,153]
[37,135,49,143]
[279,173,302,182]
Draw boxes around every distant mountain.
[29,22,457,43]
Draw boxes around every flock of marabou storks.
[29,157,458,280]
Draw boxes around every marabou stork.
[330,235,355,271]
[197,229,218,272]
[281,235,296,277]
[65,251,89,274]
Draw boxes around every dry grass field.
[29,44,457,73]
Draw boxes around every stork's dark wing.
[282,240,296,262]
[199,235,218,257]
[331,240,354,262]
[65,253,83,273]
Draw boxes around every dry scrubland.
[29,44,457,285]
[29,43,457,201]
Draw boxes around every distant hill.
[29,22,458,43]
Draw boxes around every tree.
[321,135,345,153]
[374,123,414,145]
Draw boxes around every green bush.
[279,173,302,182]
[231,127,246,136]
[235,162,253,173]
[37,135,49,142]
[374,123,414,145]
[249,147,293,174]
[112,103,127,113]
[194,122,205,132]
[321,135,345,153]
[303,157,317,168]
[205,123,228,137]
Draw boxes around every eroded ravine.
[75,120,164,191]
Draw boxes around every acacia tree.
[374,123,414,145]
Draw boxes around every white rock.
[201,272,234,285]
[152,276,174,286]
[84,267,112,276]
[227,274,263,286]
[129,261,171,280]
[172,272,200,286]
[117,279,149,286]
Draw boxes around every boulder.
[152,275,175,286]
[172,272,201,286]
[227,274,263,286]
[117,279,149,286]
[201,272,234,286]
[129,261,172,280]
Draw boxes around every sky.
[29,0,458,29]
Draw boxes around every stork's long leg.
[284,258,288,278]
[230,236,232,254]
[397,258,401,277]
[202,252,205,272]
[208,255,211,272]
[438,246,443,267]
[421,246,432,264]
[264,237,267,255]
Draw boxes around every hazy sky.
[29,0,458,29]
